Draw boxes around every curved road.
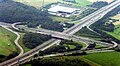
[1,25,24,56]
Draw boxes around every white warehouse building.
[48,5,80,17]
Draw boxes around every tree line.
[0,52,18,63]
[22,56,90,66]
[88,1,108,8]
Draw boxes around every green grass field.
[75,41,87,48]
[0,27,17,56]
[62,41,86,49]
[63,44,76,49]
[50,16,72,22]
[74,0,92,6]
[95,45,105,49]
[83,52,120,66]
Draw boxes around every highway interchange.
[15,23,114,48]
[0,0,120,66]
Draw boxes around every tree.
[87,43,96,49]
[34,54,38,58]
[39,51,44,56]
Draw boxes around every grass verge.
[0,27,17,56]
[18,33,31,52]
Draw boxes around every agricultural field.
[14,0,93,9]
[107,14,120,40]
[0,27,17,56]
[111,14,120,19]
[60,0,92,7]
[13,0,60,9]
[87,0,113,3]
[113,22,120,25]
[83,52,120,66]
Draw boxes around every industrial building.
[48,5,80,17]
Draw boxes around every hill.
[0,0,64,31]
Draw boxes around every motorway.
[0,0,120,66]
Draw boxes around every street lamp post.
[41,0,44,11]
[42,0,44,8]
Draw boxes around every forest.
[23,33,52,49]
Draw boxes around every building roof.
[48,5,79,13]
